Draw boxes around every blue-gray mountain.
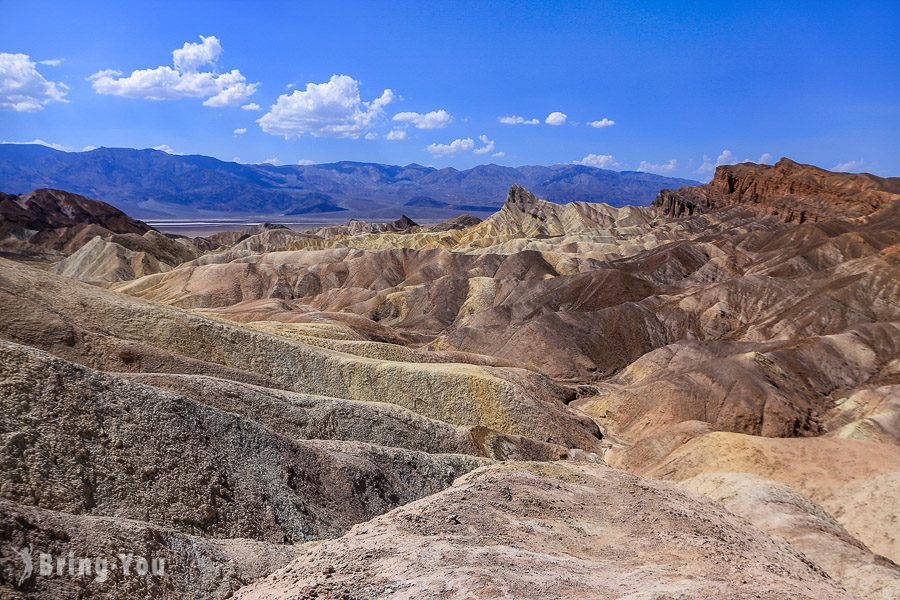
[0,144,698,219]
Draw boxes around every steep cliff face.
[655,158,900,222]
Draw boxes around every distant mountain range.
[0,144,699,219]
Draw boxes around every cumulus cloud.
[1,138,71,151]
[233,127,247,136]
[364,132,378,140]
[574,153,620,169]
[499,115,539,125]
[426,137,474,156]
[39,58,63,67]
[545,111,567,126]
[258,74,394,139]
[241,102,260,111]
[472,134,495,155]
[588,118,615,128]
[88,35,258,108]
[386,129,407,141]
[393,109,451,129]
[261,157,281,165]
[638,159,677,174]
[0,53,69,112]
[172,35,222,72]
[492,151,506,158]
[297,159,316,165]
[698,149,738,174]
[758,152,773,164]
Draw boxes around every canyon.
[0,157,898,599]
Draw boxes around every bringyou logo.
[13,545,165,586]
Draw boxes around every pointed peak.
[504,184,540,207]
[391,215,419,229]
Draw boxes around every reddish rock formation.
[655,158,900,222]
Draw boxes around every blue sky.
[1,0,898,178]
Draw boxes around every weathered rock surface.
[0,257,602,450]
[623,430,900,564]
[0,340,489,543]
[824,385,900,445]
[680,472,900,599]
[51,232,204,283]
[576,324,899,439]
[234,462,852,599]
[122,372,569,461]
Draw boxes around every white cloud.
[426,137,474,156]
[261,157,280,165]
[833,158,877,173]
[152,144,182,155]
[472,134,495,155]
[172,35,222,72]
[492,151,506,158]
[241,102,260,111]
[39,58,63,67]
[716,149,736,165]
[233,127,247,136]
[574,153,620,169]
[0,53,69,112]
[297,159,316,165]
[202,77,258,108]
[364,132,378,140]
[588,118,615,128]
[82,145,98,151]
[698,149,738,174]
[545,111,567,126]
[425,134,496,157]
[1,138,71,151]
[638,159,677,174]
[386,129,407,141]
[258,74,394,139]
[392,109,451,129]
[758,152,773,164]
[88,35,258,108]
[499,115,540,125]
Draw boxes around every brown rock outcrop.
[654,158,900,222]
[0,188,152,258]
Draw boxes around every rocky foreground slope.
[235,462,854,599]
[1,159,899,598]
